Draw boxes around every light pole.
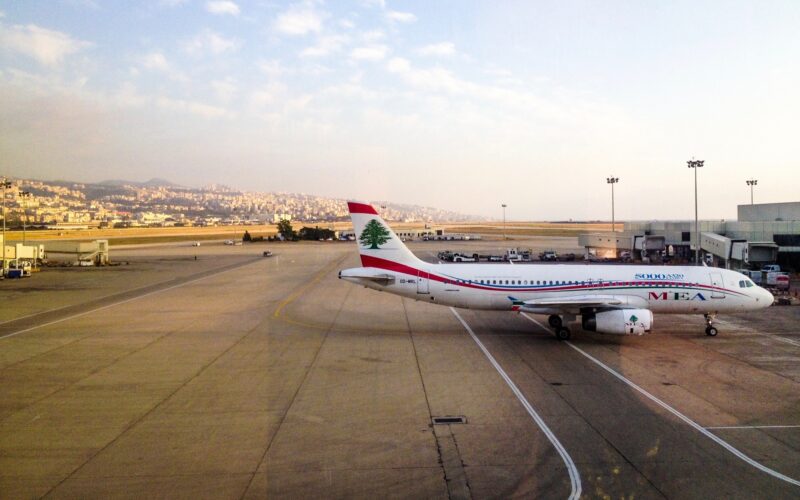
[687,158,704,265]
[501,204,507,240]
[1,178,11,275]
[20,191,31,245]
[746,179,757,205]
[606,177,619,232]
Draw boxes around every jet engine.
[582,309,653,335]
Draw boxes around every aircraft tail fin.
[347,201,425,269]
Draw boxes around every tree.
[359,219,391,249]
[298,226,335,240]
[243,230,252,242]
[277,219,295,240]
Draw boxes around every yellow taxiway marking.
[271,254,413,334]
[273,254,349,319]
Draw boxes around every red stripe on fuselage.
[347,201,378,215]
[358,255,746,296]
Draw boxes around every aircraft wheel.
[705,326,718,337]
[548,315,562,328]
[555,327,571,341]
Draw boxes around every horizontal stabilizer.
[339,267,396,286]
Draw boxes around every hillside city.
[0,177,482,228]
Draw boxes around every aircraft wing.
[511,294,648,314]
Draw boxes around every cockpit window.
[739,280,746,288]
[746,280,754,287]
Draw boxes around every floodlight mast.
[501,204,507,240]
[606,177,619,232]
[1,178,11,275]
[687,158,704,265]
[746,179,757,205]
[20,191,31,245]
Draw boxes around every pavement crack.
[41,299,277,498]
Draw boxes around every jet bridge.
[700,232,778,268]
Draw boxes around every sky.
[0,1,799,220]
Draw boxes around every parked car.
[191,241,201,247]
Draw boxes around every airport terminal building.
[580,201,800,270]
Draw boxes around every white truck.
[505,248,531,262]
[452,253,477,263]
[759,265,789,291]
[766,272,790,291]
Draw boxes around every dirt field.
[3,221,611,246]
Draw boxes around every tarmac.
[1,239,799,498]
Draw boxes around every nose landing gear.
[704,313,718,336]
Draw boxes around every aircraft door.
[417,271,430,294]
[709,272,725,298]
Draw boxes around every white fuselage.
[343,261,773,315]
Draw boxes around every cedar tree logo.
[629,314,639,323]
[359,219,391,249]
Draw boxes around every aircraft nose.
[757,286,774,307]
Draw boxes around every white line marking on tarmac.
[0,275,185,327]
[519,312,800,487]
[450,308,582,500]
[0,265,251,341]
[715,318,800,348]
[705,425,800,430]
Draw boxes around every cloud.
[183,30,241,55]
[350,45,388,61]
[361,30,384,42]
[361,0,385,8]
[273,4,324,36]
[141,51,170,71]
[138,51,188,81]
[211,78,237,102]
[111,82,149,108]
[156,95,230,118]
[0,24,92,66]
[160,0,189,6]
[62,0,99,8]
[301,34,348,57]
[205,1,239,16]
[385,11,416,23]
[417,42,455,57]
[257,59,285,77]
[385,57,558,118]
[386,57,410,73]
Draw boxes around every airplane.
[339,201,774,340]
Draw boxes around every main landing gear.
[548,314,571,341]
[704,313,718,337]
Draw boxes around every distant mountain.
[99,178,180,188]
